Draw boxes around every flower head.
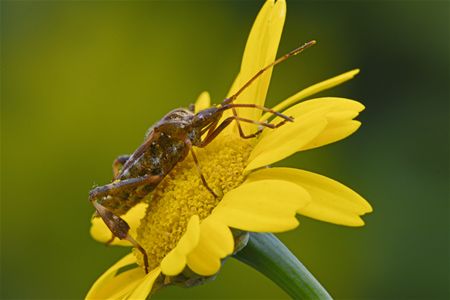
[87,0,372,298]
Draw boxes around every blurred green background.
[1,1,449,299]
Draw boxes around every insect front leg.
[185,139,217,198]
[219,103,293,139]
[89,175,162,273]
[221,103,294,122]
[112,155,130,178]
[199,117,234,147]
[233,115,291,139]
[199,115,288,147]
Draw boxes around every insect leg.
[199,115,288,147]
[221,103,294,122]
[230,106,244,140]
[210,41,314,146]
[218,103,293,139]
[233,115,291,139]
[112,155,130,178]
[200,119,220,136]
[199,117,235,147]
[92,200,149,273]
[231,115,283,139]
[89,175,162,273]
[90,175,161,199]
[186,139,217,198]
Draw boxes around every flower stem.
[233,232,332,300]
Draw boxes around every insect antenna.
[222,40,317,105]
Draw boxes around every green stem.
[233,232,332,300]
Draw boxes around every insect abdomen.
[102,136,189,215]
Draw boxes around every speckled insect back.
[134,134,253,271]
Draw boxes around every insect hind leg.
[91,200,149,273]
[89,175,162,274]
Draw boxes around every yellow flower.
[87,0,372,298]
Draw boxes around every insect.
[89,40,316,273]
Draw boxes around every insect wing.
[116,130,157,179]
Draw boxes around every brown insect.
[89,41,316,273]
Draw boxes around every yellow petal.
[160,215,200,276]
[301,120,361,151]
[86,253,146,300]
[187,216,234,276]
[260,69,360,122]
[246,98,364,171]
[279,98,364,151]
[90,202,148,247]
[212,179,310,232]
[247,168,372,226]
[245,116,327,172]
[265,97,364,128]
[194,91,211,112]
[224,0,286,133]
[125,267,161,300]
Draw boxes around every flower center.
[135,134,253,270]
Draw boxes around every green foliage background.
[1,1,449,299]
